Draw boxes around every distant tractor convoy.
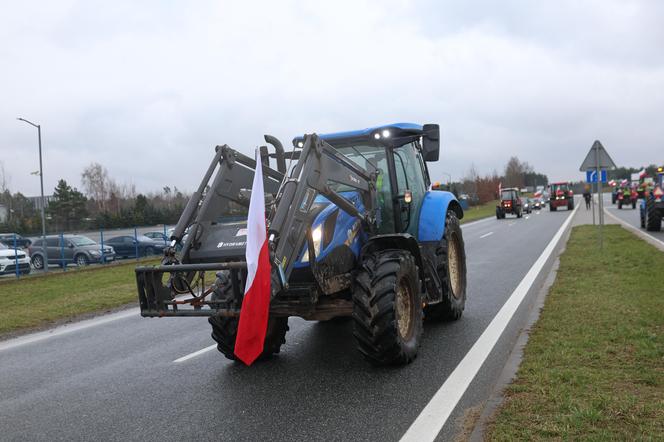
[135,123,468,366]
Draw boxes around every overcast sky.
[1,0,663,196]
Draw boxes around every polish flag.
[234,150,272,365]
[638,168,647,179]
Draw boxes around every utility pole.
[17,117,49,272]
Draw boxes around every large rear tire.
[425,211,467,322]
[208,272,288,361]
[646,198,662,232]
[352,250,423,365]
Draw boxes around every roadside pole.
[591,185,596,225]
[134,227,139,260]
[60,232,66,271]
[100,228,105,264]
[595,143,603,249]
[13,233,19,279]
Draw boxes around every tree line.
[0,162,188,235]
[445,156,549,205]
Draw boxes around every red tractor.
[496,187,523,219]
[549,182,574,211]
[616,186,637,209]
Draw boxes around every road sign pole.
[591,184,596,225]
[595,143,603,249]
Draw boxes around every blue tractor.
[136,123,467,365]
[640,166,664,231]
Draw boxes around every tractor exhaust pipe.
[264,134,287,174]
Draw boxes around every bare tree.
[0,161,10,194]
[504,156,528,188]
[81,162,111,211]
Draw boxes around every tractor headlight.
[301,225,323,263]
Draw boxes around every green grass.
[0,258,160,335]
[487,225,664,440]
[461,200,498,224]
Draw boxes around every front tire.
[75,254,89,267]
[208,272,288,361]
[352,250,423,365]
[32,254,44,270]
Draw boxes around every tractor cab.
[293,123,445,237]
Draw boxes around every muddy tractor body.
[135,123,468,365]
[549,182,574,211]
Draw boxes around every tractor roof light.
[297,141,304,148]
[381,129,390,138]
[374,133,381,140]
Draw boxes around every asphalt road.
[0,207,576,441]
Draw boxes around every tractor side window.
[393,143,426,236]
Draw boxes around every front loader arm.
[269,134,378,281]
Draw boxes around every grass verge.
[461,200,498,224]
[0,258,159,336]
[487,225,664,440]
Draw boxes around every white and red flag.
[234,150,272,365]
[639,168,647,179]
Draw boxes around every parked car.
[144,231,170,245]
[105,235,165,258]
[29,235,115,269]
[0,233,32,249]
[0,242,31,275]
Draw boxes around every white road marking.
[400,204,579,442]
[461,217,494,228]
[173,344,217,363]
[479,232,494,239]
[0,308,139,352]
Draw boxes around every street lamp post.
[17,117,48,272]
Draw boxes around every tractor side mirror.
[422,124,440,162]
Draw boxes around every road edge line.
[0,308,139,352]
[399,204,579,442]
[604,207,664,251]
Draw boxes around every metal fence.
[2,225,172,279]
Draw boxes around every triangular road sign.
[579,140,617,171]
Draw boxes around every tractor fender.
[360,234,426,285]
[417,190,464,242]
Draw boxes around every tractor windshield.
[333,144,394,232]
[501,190,517,200]
[551,183,569,192]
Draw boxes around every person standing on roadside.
[583,188,591,210]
